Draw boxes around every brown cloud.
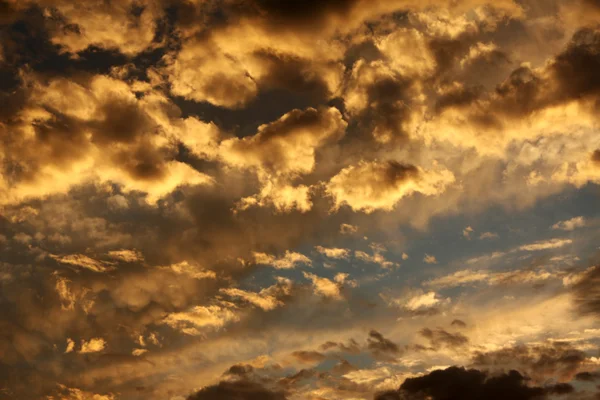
[376,366,572,400]
[419,328,469,350]
[471,342,587,382]
[367,330,401,360]
[187,379,287,400]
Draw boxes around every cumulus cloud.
[79,337,107,354]
[315,246,350,259]
[326,161,455,213]
[551,216,587,231]
[303,272,342,299]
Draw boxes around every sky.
[1,0,600,399]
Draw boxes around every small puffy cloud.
[132,348,148,356]
[551,216,586,231]
[406,291,447,312]
[334,273,358,287]
[463,226,474,239]
[340,224,358,234]
[423,254,438,264]
[65,338,75,354]
[253,251,312,269]
[303,272,341,299]
[326,160,455,213]
[315,246,350,259]
[79,338,107,354]
[383,289,450,315]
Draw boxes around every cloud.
[161,305,240,336]
[220,279,292,311]
[377,366,572,400]
[303,272,342,299]
[425,268,555,288]
[551,216,587,231]
[315,246,350,259]
[253,251,312,269]
[419,328,469,350]
[423,254,438,264]
[572,265,600,316]
[187,380,287,400]
[463,226,474,239]
[79,337,107,354]
[326,160,455,213]
[355,249,399,269]
[220,107,346,176]
[340,224,358,234]
[471,342,589,382]
[106,249,144,263]
[367,330,401,359]
[163,261,217,280]
[518,238,573,251]
[479,232,499,240]
[405,292,447,312]
[290,350,326,364]
[49,254,113,273]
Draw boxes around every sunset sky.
[1,0,600,399]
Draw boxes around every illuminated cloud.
[253,251,312,269]
[2,1,600,399]
[552,216,587,231]
[79,338,107,354]
[518,238,573,251]
[49,254,113,273]
[423,254,438,264]
[161,305,240,336]
[315,246,350,259]
[326,161,455,213]
[303,272,342,299]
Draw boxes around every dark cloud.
[471,342,587,381]
[250,0,359,30]
[187,380,287,400]
[367,329,401,358]
[382,367,577,400]
[376,367,572,400]
[419,328,469,350]
[252,49,334,101]
[290,350,326,363]
[575,371,600,382]
[450,319,467,328]
[550,27,600,101]
[572,265,600,317]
